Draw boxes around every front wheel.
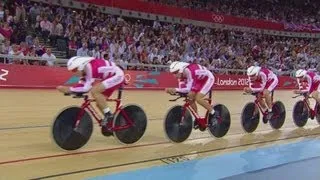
[241,102,260,133]
[52,106,93,151]
[292,100,309,127]
[163,105,193,143]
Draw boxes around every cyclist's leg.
[91,72,124,127]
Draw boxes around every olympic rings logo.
[125,74,131,83]
[211,14,224,23]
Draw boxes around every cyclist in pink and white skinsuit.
[244,66,279,123]
[294,69,320,104]
[57,56,125,134]
[165,61,218,124]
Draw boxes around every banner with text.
[213,75,297,90]
[78,0,283,31]
[0,64,297,90]
[77,0,319,33]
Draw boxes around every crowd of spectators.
[145,0,320,29]
[0,0,320,73]
[0,0,55,66]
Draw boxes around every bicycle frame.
[252,91,274,116]
[179,91,213,129]
[73,86,134,131]
[299,94,317,119]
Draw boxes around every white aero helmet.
[247,65,261,76]
[67,56,94,71]
[295,69,307,78]
[169,61,189,73]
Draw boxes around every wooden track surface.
[0,89,319,179]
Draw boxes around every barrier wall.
[0,64,297,90]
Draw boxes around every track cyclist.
[244,65,279,123]
[293,69,320,104]
[56,56,125,134]
[165,61,218,126]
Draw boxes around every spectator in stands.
[1,39,11,54]
[68,36,78,56]
[76,42,89,56]
[14,1,26,25]
[10,18,27,44]
[41,48,56,66]
[90,45,101,59]
[117,54,128,70]
[49,19,64,46]
[25,34,34,46]
[40,16,51,43]
[19,41,29,56]
[27,47,39,65]
[28,3,40,28]
[0,39,4,55]
[32,37,45,56]
[4,9,13,25]
[8,44,24,64]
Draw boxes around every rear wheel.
[113,104,147,144]
[207,104,231,138]
[269,101,286,129]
